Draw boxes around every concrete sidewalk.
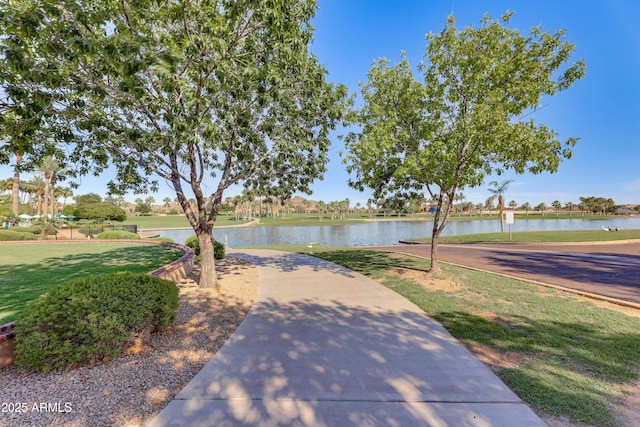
[148,249,544,426]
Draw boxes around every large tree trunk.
[197,227,218,289]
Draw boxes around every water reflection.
[155,217,640,247]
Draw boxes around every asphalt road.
[368,242,640,306]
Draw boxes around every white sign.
[505,211,515,225]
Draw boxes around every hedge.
[14,272,179,372]
[184,235,225,259]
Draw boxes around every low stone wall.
[0,322,15,343]
[148,242,195,282]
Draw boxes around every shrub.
[17,225,57,236]
[15,272,179,372]
[78,226,100,237]
[0,230,38,241]
[184,234,225,259]
[73,203,127,222]
[95,230,141,240]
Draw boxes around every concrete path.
[148,249,544,426]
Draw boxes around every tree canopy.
[1,0,348,286]
[343,12,585,271]
[73,202,127,223]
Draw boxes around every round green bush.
[0,230,38,241]
[184,234,225,259]
[14,272,179,372]
[95,230,141,240]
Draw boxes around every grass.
[249,244,640,426]
[0,243,182,324]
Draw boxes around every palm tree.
[9,152,26,216]
[552,200,562,216]
[163,197,172,214]
[454,192,465,217]
[316,200,326,221]
[36,156,63,219]
[48,163,69,218]
[536,202,547,216]
[28,175,46,216]
[487,180,514,232]
[58,187,73,211]
[565,202,575,217]
[520,202,531,216]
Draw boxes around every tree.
[35,156,60,219]
[343,12,584,272]
[487,180,514,232]
[536,202,547,216]
[134,198,152,215]
[565,202,575,216]
[521,202,531,216]
[27,176,43,215]
[74,193,103,205]
[58,187,73,211]
[1,1,347,288]
[552,200,562,216]
[316,200,326,221]
[163,197,172,214]
[74,203,127,223]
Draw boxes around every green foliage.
[0,229,37,240]
[15,225,56,235]
[61,205,75,216]
[95,230,140,240]
[73,203,127,222]
[14,272,179,372]
[0,0,348,287]
[184,235,225,259]
[74,193,103,205]
[343,11,585,271]
[134,197,153,214]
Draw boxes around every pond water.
[155,216,640,247]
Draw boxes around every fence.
[77,224,138,236]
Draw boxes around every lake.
[155,216,640,247]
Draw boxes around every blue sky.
[3,0,639,207]
[308,0,640,206]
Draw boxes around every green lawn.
[0,243,182,324]
[406,229,640,243]
[249,244,640,427]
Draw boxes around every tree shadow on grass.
[431,310,640,426]
[0,245,181,324]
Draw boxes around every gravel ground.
[0,257,258,427]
